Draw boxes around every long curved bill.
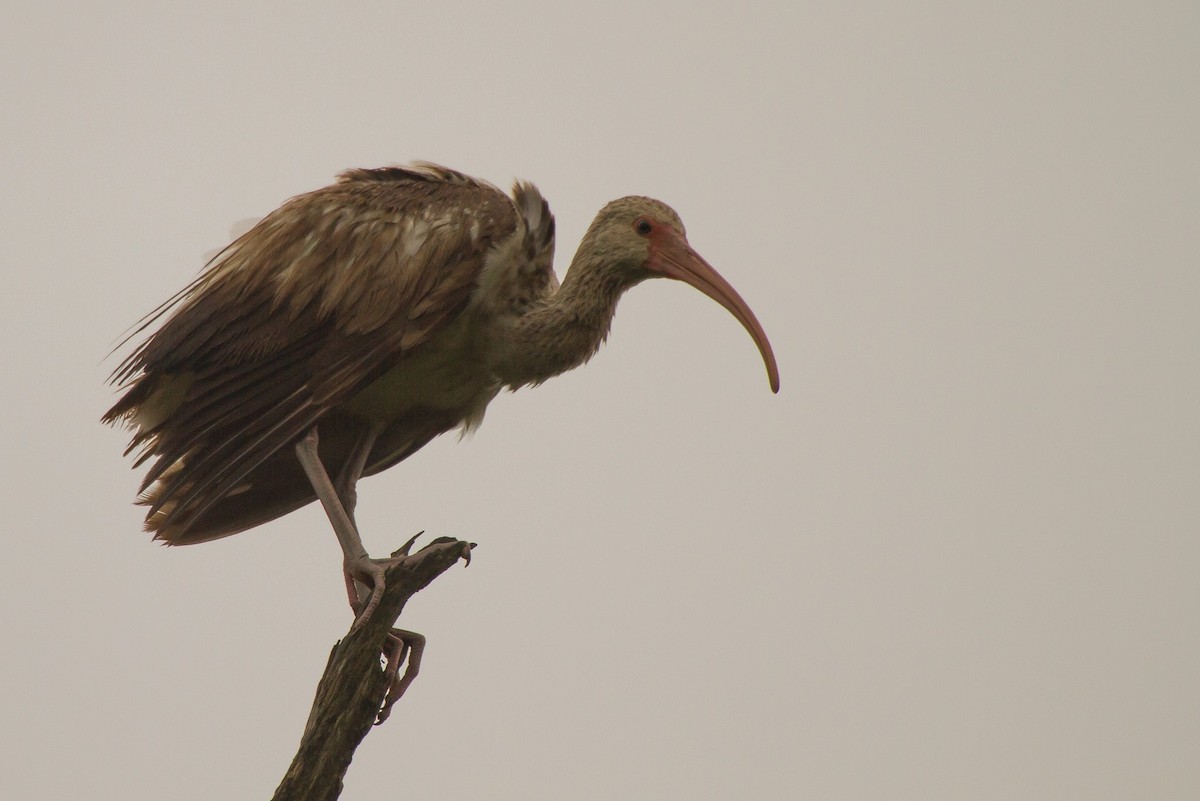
[651,231,781,393]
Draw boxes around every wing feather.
[106,164,519,541]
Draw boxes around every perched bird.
[105,162,779,630]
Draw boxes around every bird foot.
[374,627,426,725]
[343,535,475,630]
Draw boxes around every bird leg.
[332,421,385,524]
[294,426,394,628]
[296,425,449,723]
[331,422,386,610]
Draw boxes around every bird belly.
[339,316,498,428]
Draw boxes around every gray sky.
[3,2,1198,799]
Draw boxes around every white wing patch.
[403,217,431,258]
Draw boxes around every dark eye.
[634,218,653,236]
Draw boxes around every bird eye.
[634,218,653,236]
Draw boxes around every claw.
[419,536,475,566]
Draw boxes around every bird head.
[586,196,781,393]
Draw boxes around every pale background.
[2,2,1197,799]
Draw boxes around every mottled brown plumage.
[105,161,778,561]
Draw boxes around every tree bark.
[271,538,474,801]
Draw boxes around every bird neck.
[494,251,645,390]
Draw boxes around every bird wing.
[105,164,522,539]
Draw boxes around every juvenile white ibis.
[105,162,779,642]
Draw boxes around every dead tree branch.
[270,538,474,801]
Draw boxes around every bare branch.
[271,538,474,801]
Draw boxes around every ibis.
[105,163,779,709]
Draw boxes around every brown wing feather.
[105,164,519,543]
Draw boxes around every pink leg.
[295,425,397,627]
